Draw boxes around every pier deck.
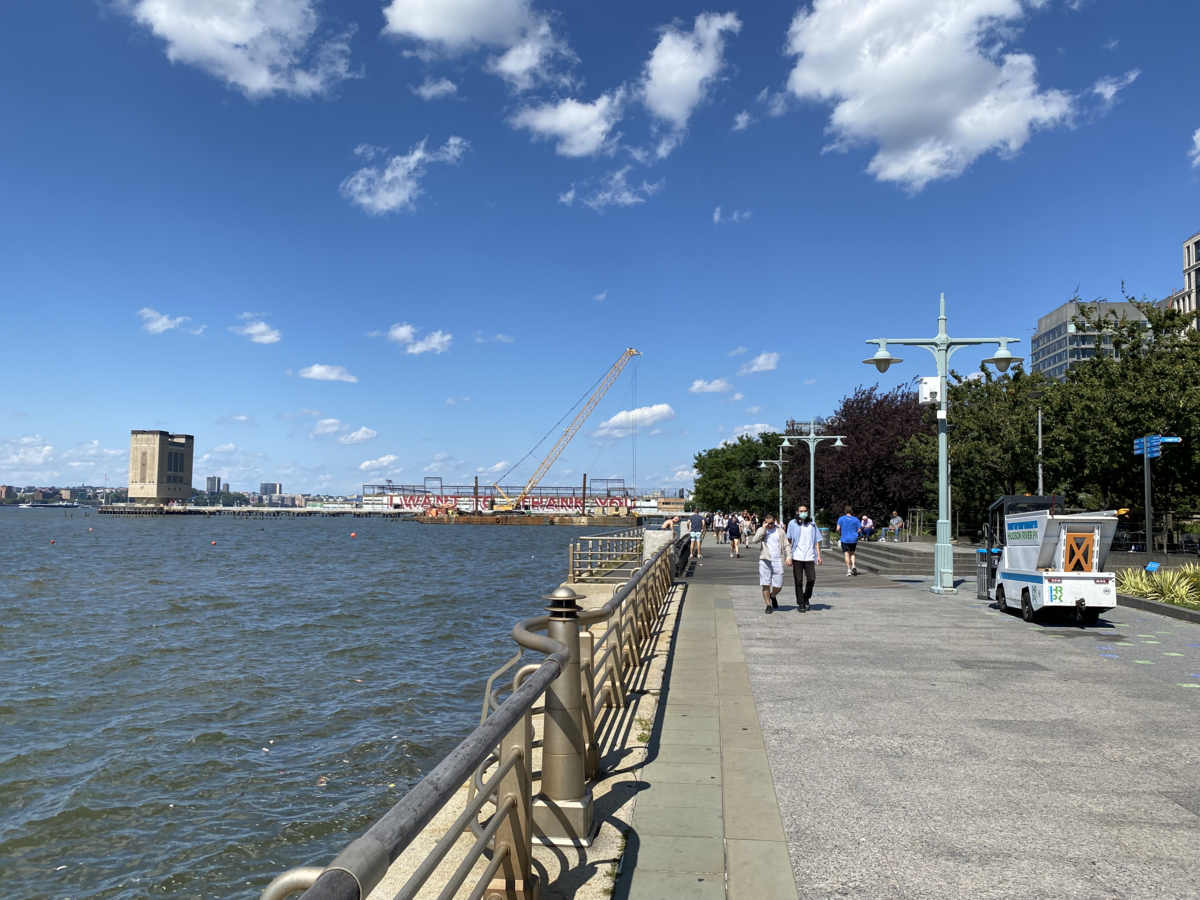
[616,534,1200,898]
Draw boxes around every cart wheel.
[995,585,1008,614]
[1021,591,1037,623]
[1079,608,1100,627]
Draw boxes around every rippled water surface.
[0,511,602,898]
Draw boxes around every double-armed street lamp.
[759,437,798,524]
[759,424,847,524]
[864,293,1023,595]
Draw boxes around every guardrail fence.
[260,533,688,900]
[567,526,645,584]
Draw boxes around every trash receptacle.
[976,550,989,600]
[820,527,830,549]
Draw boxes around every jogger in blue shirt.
[835,505,862,576]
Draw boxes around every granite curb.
[1117,591,1200,625]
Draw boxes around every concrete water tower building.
[128,430,194,505]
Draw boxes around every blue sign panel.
[1145,562,1161,573]
[1162,436,1182,444]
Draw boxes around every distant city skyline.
[1,0,1197,493]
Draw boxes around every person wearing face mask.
[786,504,822,612]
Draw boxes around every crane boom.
[494,348,640,512]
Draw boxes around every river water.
[0,510,603,899]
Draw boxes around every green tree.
[692,432,785,514]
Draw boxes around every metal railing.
[567,526,645,583]
[260,535,683,900]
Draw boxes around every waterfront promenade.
[616,540,1200,898]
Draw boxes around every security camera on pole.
[863,293,1023,594]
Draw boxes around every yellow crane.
[492,348,641,513]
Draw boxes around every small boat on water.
[19,501,82,509]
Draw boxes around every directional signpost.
[1134,435,1183,555]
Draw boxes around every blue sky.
[2,0,1197,494]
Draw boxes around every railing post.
[533,586,594,846]
[578,627,599,776]
[568,542,576,584]
[486,708,537,900]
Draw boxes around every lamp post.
[758,436,799,523]
[787,418,846,521]
[1028,390,1044,495]
[864,293,1023,594]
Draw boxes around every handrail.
[266,536,680,900]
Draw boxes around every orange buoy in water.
[211,541,217,545]
[50,540,55,544]
[350,532,357,538]
[89,528,93,531]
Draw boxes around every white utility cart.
[976,495,1119,625]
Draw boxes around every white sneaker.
[845,570,852,577]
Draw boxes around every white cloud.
[216,414,258,426]
[299,364,358,382]
[213,443,241,453]
[1091,70,1138,110]
[641,12,741,157]
[477,460,509,474]
[408,330,453,354]
[125,0,356,98]
[732,110,751,131]
[359,454,400,472]
[340,136,468,215]
[424,451,459,473]
[229,314,281,344]
[734,422,778,438]
[673,467,698,482]
[0,435,55,477]
[382,0,574,91]
[377,323,453,354]
[283,407,322,418]
[1100,38,1119,51]
[582,167,664,212]
[593,290,607,302]
[472,332,513,343]
[558,185,576,205]
[339,427,378,444]
[445,397,457,404]
[592,403,675,439]
[355,142,384,160]
[744,405,761,414]
[310,418,345,438]
[728,346,748,356]
[138,307,203,335]
[713,207,750,224]
[511,90,624,157]
[737,352,779,375]
[1191,128,1200,168]
[493,333,513,343]
[689,378,733,393]
[412,76,458,100]
[804,377,818,386]
[785,0,1074,191]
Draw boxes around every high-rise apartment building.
[222,482,230,493]
[260,482,282,495]
[1029,300,1147,381]
[205,475,222,493]
[1162,230,1200,328]
[128,431,194,505]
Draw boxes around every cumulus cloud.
[737,352,779,375]
[340,136,468,215]
[744,405,761,414]
[785,0,1074,191]
[212,443,242,453]
[424,451,460,473]
[382,0,573,91]
[412,76,458,100]
[1191,128,1200,168]
[410,330,453,354]
[732,110,751,131]
[359,454,400,472]
[581,167,664,212]
[477,460,509,474]
[1091,70,1138,110]
[473,332,513,343]
[299,364,358,382]
[713,207,750,224]
[375,323,453,354]
[338,426,378,444]
[511,90,625,157]
[728,346,748,356]
[229,314,281,344]
[138,307,204,335]
[734,422,778,438]
[689,378,733,393]
[592,403,675,439]
[673,467,698,482]
[124,0,356,98]
[641,12,741,157]
[0,435,56,478]
[310,418,345,438]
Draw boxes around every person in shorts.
[688,511,705,559]
[836,505,862,576]
[753,513,792,613]
[726,513,742,557]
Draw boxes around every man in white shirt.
[786,504,822,612]
[753,513,792,614]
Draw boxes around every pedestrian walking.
[726,512,742,557]
[713,511,725,544]
[786,504,822,611]
[836,505,862,576]
[753,513,792,613]
[886,510,905,542]
[688,510,705,559]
